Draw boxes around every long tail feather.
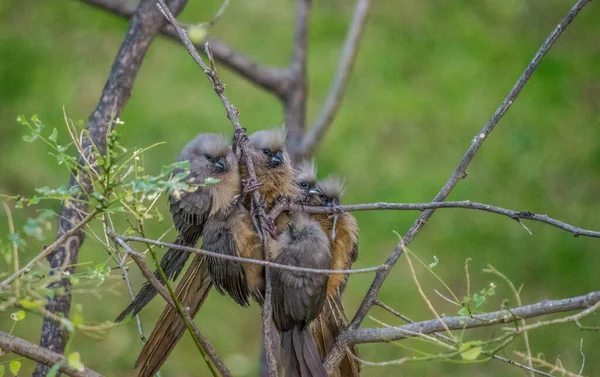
[281,326,328,377]
[135,254,211,377]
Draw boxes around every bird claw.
[261,216,277,238]
[242,178,263,193]
[232,127,248,155]
[250,197,267,217]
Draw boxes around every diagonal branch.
[79,0,290,96]
[0,331,104,377]
[324,291,600,370]
[33,0,188,376]
[300,0,372,158]
[324,0,593,372]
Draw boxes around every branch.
[285,0,312,160]
[120,234,385,275]
[0,331,104,377]
[324,291,600,371]
[109,230,232,377]
[33,0,188,375]
[324,0,593,370]
[155,2,280,374]
[79,0,290,96]
[300,0,372,158]
[287,201,600,238]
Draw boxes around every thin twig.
[514,351,582,377]
[578,339,585,376]
[2,202,20,298]
[0,331,104,377]
[301,0,372,158]
[120,234,384,275]
[0,210,99,289]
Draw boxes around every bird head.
[248,128,290,171]
[183,133,237,179]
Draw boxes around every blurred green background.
[1,0,599,376]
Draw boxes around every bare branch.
[285,0,312,160]
[33,0,188,374]
[79,0,290,96]
[109,230,232,377]
[322,4,594,369]
[0,331,104,377]
[324,291,600,371]
[120,234,385,275]
[278,200,600,238]
[300,0,372,158]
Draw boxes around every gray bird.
[271,213,331,377]
[116,133,239,321]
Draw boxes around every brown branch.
[155,2,279,374]
[323,0,593,371]
[120,234,385,275]
[0,331,104,377]
[286,201,600,238]
[109,230,232,377]
[33,0,188,375]
[324,291,600,371]
[285,0,312,161]
[79,0,290,96]
[300,0,372,158]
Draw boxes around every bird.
[238,128,298,302]
[271,213,331,377]
[293,162,361,377]
[116,133,240,322]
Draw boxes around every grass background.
[0,0,599,375]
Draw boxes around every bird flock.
[116,129,360,377]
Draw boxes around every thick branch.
[324,291,600,371]
[285,0,312,161]
[79,0,290,96]
[0,331,104,377]
[300,0,372,158]
[34,0,187,375]
[323,0,593,370]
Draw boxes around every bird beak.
[215,157,227,171]
[287,221,296,232]
[308,188,321,195]
[270,151,284,167]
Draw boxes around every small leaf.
[49,128,58,143]
[204,177,220,185]
[67,352,85,372]
[458,306,470,316]
[46,363,60,377]
[428,255,439,269]
[188,25,208,43]
[10,311,25,321]
[9,360,21,376]
[19,299,41,309]
[459,341,482,361]
[0,364,5,377]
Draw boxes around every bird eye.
[262,148,272,157]
[204,153,213,161]
[300,181,309,188]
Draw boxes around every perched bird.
[309,176,360,377]
[294,160,318,203]
[116,133,240,321]
[239,128,298,301]
[271,213,331,377]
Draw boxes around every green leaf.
[9,360,21,376]
[19,299,41,309]
[459,341,482,361]
[428,255,439,269]
[204,177,221,185]
[67,352,85,372]
[49,128,58,143]
[10,310,25,321]
[46,363,60,377]
[0,364,5,377]
[458,306,470,316]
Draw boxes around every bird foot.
[242,178,263,193]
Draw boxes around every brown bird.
[116,133,240,321]
[239,128,298,301]
[135,203,258,377]
[271,213,331,377]
[294,162,361,377]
